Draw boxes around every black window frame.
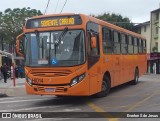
[113,31,121,54]
[138,39,143,54]
[102,27,113,54]
[128,35,134,54]
[121,33,128,54]
[133,37,138,54]
[87,21,100,69]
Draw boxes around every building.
[134,8,160,74]
[134,21,151,54]
[151,8,160,52]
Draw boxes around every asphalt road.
[0,74,160,121]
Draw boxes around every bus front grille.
[30,69,72,77]
[36,86,65,93]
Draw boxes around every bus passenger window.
[121,34,127,54]
[133,37,138,54]
[138,39,143,53]
[102,28,113,54]
[128,35,134,54]
[113,31,120,54]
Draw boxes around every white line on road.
[0,96,53,101]
[0,97,24,101]
[0,98,52,104]
[0,105,63,112]
[63,108,81,112]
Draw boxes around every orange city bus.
[16,13,147,97]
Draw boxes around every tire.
[95,76,110,98]
[130,68,139,85]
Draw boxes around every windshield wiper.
[34,30,44,58]
[55,27,68,47]
[54,27,68,59]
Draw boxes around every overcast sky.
[0,0,160,23]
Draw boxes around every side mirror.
[91,36,97,48]
[16,33,24,57]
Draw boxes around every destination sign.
[26,15,82,29]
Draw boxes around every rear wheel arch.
[130,67,139,85]
[103,71,111,87]
[95,71,111,98]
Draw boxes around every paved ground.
[0,74,160,121]
[0,77,25,96]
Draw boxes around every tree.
[92,12,134,31]
[1,7,42,46]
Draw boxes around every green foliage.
[0,7,42,45]
[92,12,134,31]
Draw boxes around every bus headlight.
[26,76,32,86]
[70,73,86,87]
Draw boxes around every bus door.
[88,32,100,95]
[87,22,100,95]
[112,31,122,85]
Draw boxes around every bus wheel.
[95,76,110,98]
[131,68,139,85]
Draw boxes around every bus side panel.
[139,54,147,76]
[112,55,122,86]
[101,55,114,87]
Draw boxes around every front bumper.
[25,78,89,96]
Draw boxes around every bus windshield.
[25,30,85,67]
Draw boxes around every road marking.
[116,93,156,118]
[124,93,154,112]
[108,93,151,98]
[84,100,118,121]
[63,108,81,112]
[124,90,160,112]
[0,98,51,104]
[110,89,160,98]
[0,96,52,101]
[0,96,26,101]
[0,105,62,112]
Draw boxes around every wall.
[140,24,151,54]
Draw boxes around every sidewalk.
[0,78,26,97]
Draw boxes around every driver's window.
[88,32,99,56]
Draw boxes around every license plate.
[45,88,56,92]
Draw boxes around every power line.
[60,0,68,13]
[55,0,60,13]
[44,0,51,15]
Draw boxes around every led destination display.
[26,15,82,29]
